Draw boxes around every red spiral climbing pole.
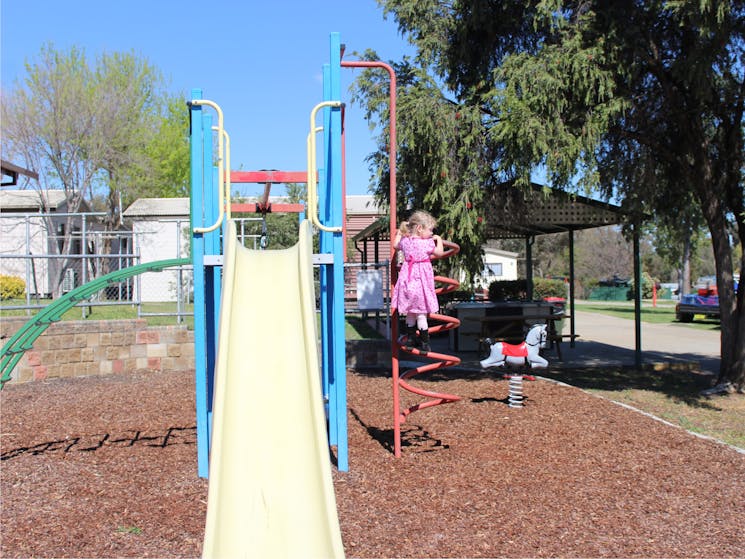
[391,239,462,457]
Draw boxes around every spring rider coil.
[507,374,524,408]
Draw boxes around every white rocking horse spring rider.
[480,323,550,369]
[480,324,549,408]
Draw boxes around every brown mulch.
[1,367,744,558]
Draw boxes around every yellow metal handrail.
[307,101,343,233]
[191,99,227,233]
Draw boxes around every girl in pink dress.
[392,210,445,351]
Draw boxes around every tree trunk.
[681,225,692,296]
[697,185,744,391]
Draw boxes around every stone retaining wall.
[1,318,392,385]
[1,318,195,384]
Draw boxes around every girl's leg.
[404,313,418,346]
[416,314,431,351]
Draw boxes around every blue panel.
[202,114,216,452]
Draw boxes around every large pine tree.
[354,0,744,388]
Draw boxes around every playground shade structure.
[202,220,344,558]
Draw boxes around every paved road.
[557,310,721,375]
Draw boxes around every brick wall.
[1,318,195,384]
[1,318,390,385]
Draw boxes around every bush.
[488,279,527,302]
[439,289,477,304]
[628,271,659,299]
[488,278,568,302]
[534,278,568,300]
[0,275,26,300]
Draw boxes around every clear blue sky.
[1,0,413,197]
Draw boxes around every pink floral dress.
[392,236,439,315]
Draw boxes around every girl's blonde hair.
[400,210,437,235]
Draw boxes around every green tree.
[350,54,492,281]
[93,51,164,272]
[139,93,190,199]
[1,45,102,295]
[359,0,744,389]
[2,45,189,287]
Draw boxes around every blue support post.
[190,89,211,478]
[320,64,334,443]
[326,32,348,471]
[207,166,222,403]
[319,164,332,417]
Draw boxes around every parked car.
[675,275,739,322]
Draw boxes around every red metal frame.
[341,60,407,455]
[230,170,309,184]
[229,170,309,214]
[231,203,306,214]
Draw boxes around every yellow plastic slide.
[202,220,344,559]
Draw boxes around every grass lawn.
[1,301,385,341]
[574,300,721,331]
[558,301,741,449]
[542,365,745,449]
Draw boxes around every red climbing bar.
[231,203,306,214]
[391,240,462,455]
[230,171,310,184]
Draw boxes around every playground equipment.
[339,58,465,457]
[201,221,343,558]
[479,324,550,408]
[191,33,347,558]
[392,245,463,453]
[479,324,550,370]
[0,258,189,389]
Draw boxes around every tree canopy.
[353,0,744,387]
[1,44,190,293]
[1,44,189,223]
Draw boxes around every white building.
[477,246,519,286]
[0,190,94,297]
[122,198,191,303]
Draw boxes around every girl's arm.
[393,221,408,250]
[431,234,445,258]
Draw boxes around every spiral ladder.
[392,240,462,457]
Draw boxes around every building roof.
[123,198,190,217]
[0,189,67,211]
[345,195,381,215]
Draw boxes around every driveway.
[559,310,721,375]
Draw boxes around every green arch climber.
[1,258,190,389]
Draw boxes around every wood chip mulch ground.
[2,367,744,558]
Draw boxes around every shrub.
[628,271,659,299]
[489,278,568,302]
[488,279,527,301]
[534,278,568,300]
[0,275,26,300]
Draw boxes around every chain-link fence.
[1,212,392,328]
[0,212,192,321]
